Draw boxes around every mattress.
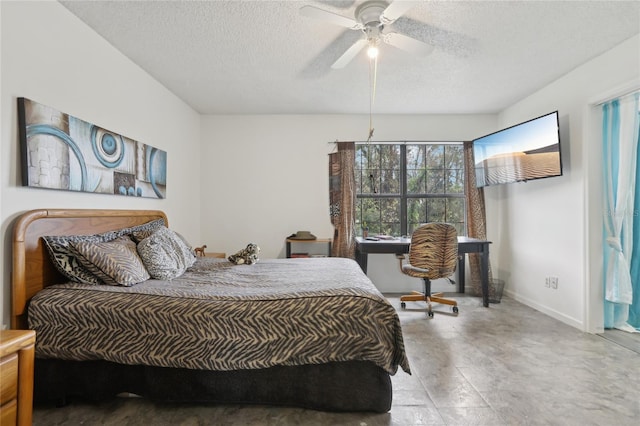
[28,257,410,375]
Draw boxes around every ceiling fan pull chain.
[367,53,376,143]
[368,54,378,137]
[368,49,377,109]
[367,54,377,194]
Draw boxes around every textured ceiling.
[60,0,640,115]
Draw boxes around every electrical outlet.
[550,277,558,289]
[545,277,550,288]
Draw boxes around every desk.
[355,236,492,307]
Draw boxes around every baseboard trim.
[504,289,584,331]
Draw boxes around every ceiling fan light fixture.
[301,0,433,69]
[367,44,379,59]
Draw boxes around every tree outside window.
[355,143,465,237]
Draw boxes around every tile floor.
[32,295,640,425]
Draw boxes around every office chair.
[397,223,459,317]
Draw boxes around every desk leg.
[481,247,490,307]
[356,251,368,274]
[457,255,465,294]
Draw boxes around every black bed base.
[34,358,392,413]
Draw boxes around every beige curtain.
[463,141,493,294]
[329,142,356,259]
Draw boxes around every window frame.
[355,141,466,237]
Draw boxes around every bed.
[11,208,410,413]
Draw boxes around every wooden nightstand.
[0,330,35,426]
[203,252,226,258]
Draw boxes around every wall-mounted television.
[473,111,562,188]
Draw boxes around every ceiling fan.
[300,0,434,69]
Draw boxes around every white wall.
[0,1,202,327]
[201,114,497,292]
[487,34,640,331]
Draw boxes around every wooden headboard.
[11,209,168,329]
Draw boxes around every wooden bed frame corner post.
[11,209,47,330]
[11,239,27,330]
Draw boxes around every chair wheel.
[400,302,406,309]
[453,306,459,314]
[427,311,434,318]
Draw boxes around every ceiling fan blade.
[331,38,368,69]
[384,32,434,56]
[381,0,416,24]
[298,30,363,78]
[317,0,355,9]
[300,5,362,29]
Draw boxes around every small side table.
[285,238,332,258]
[0,330,36,426]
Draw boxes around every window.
[355,143,466,237]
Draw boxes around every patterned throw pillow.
[129,218,167,243]
[173,231,196,256]
[137,226,197,280]
[43,218,166,284]
[73,236,150,286]
[43,231,120,284]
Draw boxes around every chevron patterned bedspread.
[28,257,411,375]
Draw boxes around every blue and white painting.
[18,98,166,199]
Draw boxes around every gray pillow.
[129,218,167,243]
[43,218,166,284]
[137,226,196,280]
[73,236,150,286]
[43,231,120,284]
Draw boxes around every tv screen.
[473,111,562,188]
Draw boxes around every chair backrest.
[408,223,458,280]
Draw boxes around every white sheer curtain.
[603,92,640,331]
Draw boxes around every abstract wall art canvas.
[17,97,167,199]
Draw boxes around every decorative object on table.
[374,234,395,240]
[362,222,369,238]
[287,231,317,240]
[194,245,207,257]
[228,243,260,265]
[17,97,167,199]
